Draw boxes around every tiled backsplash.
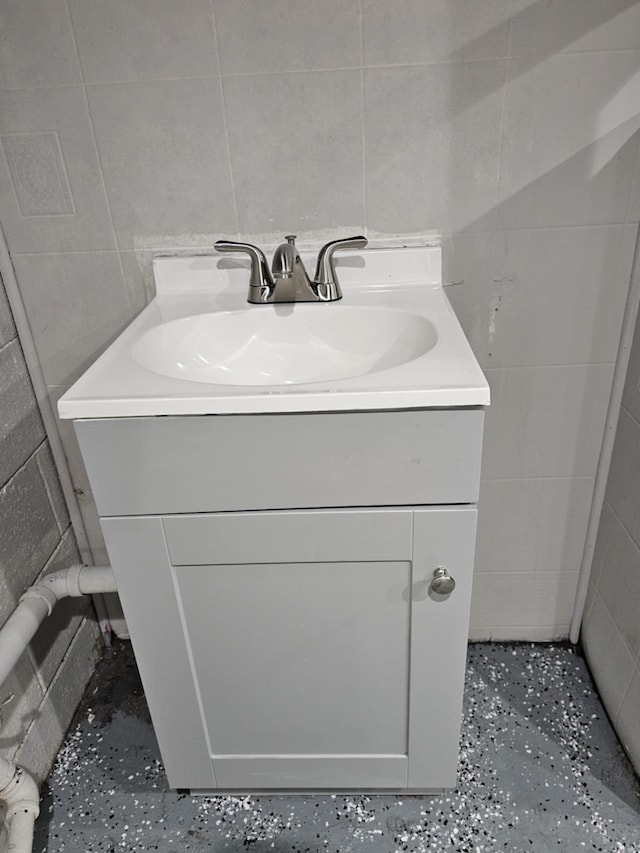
[1,0,639,638]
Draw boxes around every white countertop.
[58,246,490,419]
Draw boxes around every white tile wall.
[475,477,594,576]
[362,0,511,64]
[498,52,640,229]
[12,252,134,386]
[214,0,361,74]
[605,407,640,547]
[364,61,506,234]
[86,79,237,249]
[1,0,639,651]
[469,570,579,638]
[583,270,640,774]
[68,0,219,83]
[0,0,81,88]
[445,226,636,368]
[508,0,640,55]
[0,87,116,252]
[617,666,640,776]
[481,364,614,479]
[582,591,636,719]
[225,71,364,234]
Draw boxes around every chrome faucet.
[214,234,367,304]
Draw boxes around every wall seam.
[208,0,240,236]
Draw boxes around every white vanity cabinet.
[75,407,484,792]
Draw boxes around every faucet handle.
[314,236,368,300]
[214,240,275,294]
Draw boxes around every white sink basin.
[57,247,490,418]
[132,306,437,386]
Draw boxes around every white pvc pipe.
[0,222,113,642]
[0,565,117,690]
[0,758,39,853]
[0,565,117,850]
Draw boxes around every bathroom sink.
[57,246,490,418]
[132,306,437,386]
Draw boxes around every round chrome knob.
[430,567,456,595]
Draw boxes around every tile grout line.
[208,0,240,237]
[62,0,134,315]
[590,588,637,726]
[599,494,640,559]
[619,398,640,430]
[1,46,640,93]
[359,0,367,235]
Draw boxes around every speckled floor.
[34,642,640,852]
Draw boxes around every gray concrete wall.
[0,270,100,784]
[582,247,640,776]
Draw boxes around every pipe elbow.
[0,765,39,820]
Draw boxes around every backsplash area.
[1,0,640,638]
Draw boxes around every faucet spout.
[270,235,317,302]
[271,235,298,278]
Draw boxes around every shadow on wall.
[453,0,640,64]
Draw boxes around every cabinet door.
[164,506,476,790]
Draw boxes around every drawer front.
[76,409,484,517]
[163,508,413,565]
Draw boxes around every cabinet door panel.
[100,515,215,790]
[408,506,477,788]
[104,506,477,791]
[176,560,411,757]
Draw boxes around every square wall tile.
[509,0,640,56]
[0,275,17,346]
[0,339,45,488]
[606,407,640,550]
[363,0,510,65]
[475,476,594,576]
[225,70,364,235]
[621,297,640,424]
[68,0,218,83]
[498,52,640,229]
[364,62,505,235]
[13,252,133,386]
[589,500,616,592]
[616,664,640,776]
[469,570,579,631]
[445,225,634,368]
[482,364,614,479]
[214,0,361,74]
[87,78,236,249]
[581,591,636,722]
[592,503,640,657]
[627,149,640,223]
[0,87,116,253]
[0,0,81,88]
